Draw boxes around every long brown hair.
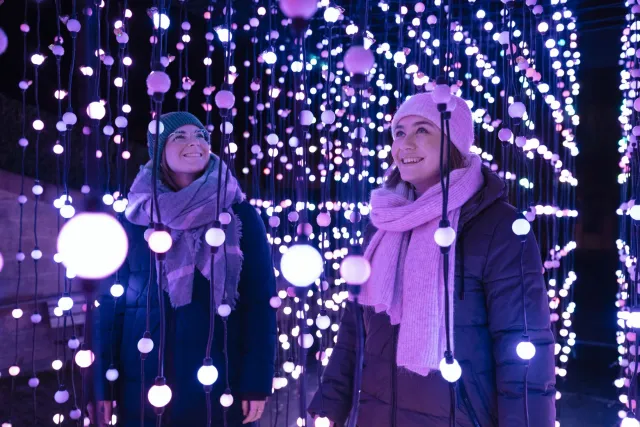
[383,143,468,190]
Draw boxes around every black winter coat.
[308,167,556,427]
[93,201,277,427]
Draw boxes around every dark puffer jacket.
[308,167,556,427]
[93,201,276,427]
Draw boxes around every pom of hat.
[390,92,475,156]
[147,111,208,161]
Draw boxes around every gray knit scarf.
[125,154,245,309]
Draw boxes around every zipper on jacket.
[458,380,482,427]
[391,325,398,427]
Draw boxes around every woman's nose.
[400,135,416,149]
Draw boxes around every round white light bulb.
[75,350,95,368]
[340,255,371,285]
[438,357,462,383]
[110,283,125,298]
[197,365,219,386]
[87,102,106,120]
[54,388,70,404]
[58,295,74,311]
[205,228,226,247]
[280,244,323,287]
[57,213,128,279]
[106,368,120,381]
[434,226,456,247]
[217,304,231,317]
[516,341,536,360]
[316,315,331,330]
[148,230,173,254]
[220,393,234,407]
[148,384,172,408]
[138,337,154,354]
[512,218,531,236]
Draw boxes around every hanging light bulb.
[220,392,234,407]
[58,294,74,311]
[106,367,120,381]
[205,227,226,247]
[263,49,277,65]
[280,244,323,287]
[138,335,155,354]
[622,416,640,427]
[148,378,172,408]
[438,357,462,383]
[148,228,172,254]
[75,350,95,368]
[279,0,318,20]
[315,312,331,330]
[57,213,128,279]
[110,283,125,298]
[340,255,371,285]
[344,45,375,75]
[323,7,340,24]
[434,226,456,248]
[54,387,70,404]
[86,101,106,120]
[197,360,219,386]
[516,340,536,360]
[512,218,531,236]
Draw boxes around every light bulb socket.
[438,220,450,228]
[444,351,454,364]
[154,223,166,232]
[154,376,166,387]
[440,246,450,255]
[153,406,165,416]
[210,246,219,255]
[155,252,166,261]
[203,357,213,366]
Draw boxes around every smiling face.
[163,124,210,189]
[391,115,448,195]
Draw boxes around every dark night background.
[0,0,630,425]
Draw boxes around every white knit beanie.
[390,92,475,156]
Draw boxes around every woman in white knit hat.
[308,92,556,427]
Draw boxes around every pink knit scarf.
[359,154,484,376]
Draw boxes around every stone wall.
[0,168,86,373]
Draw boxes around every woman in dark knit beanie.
[91,112,276,427]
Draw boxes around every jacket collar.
[458,165,508,230]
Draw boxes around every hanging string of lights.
[616,3,640,427]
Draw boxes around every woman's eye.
[416,127,427,134]
[395,131,405,138]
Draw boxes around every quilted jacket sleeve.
[307,301,359,426]
[234,202,277,400]
[483,207,556,427]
